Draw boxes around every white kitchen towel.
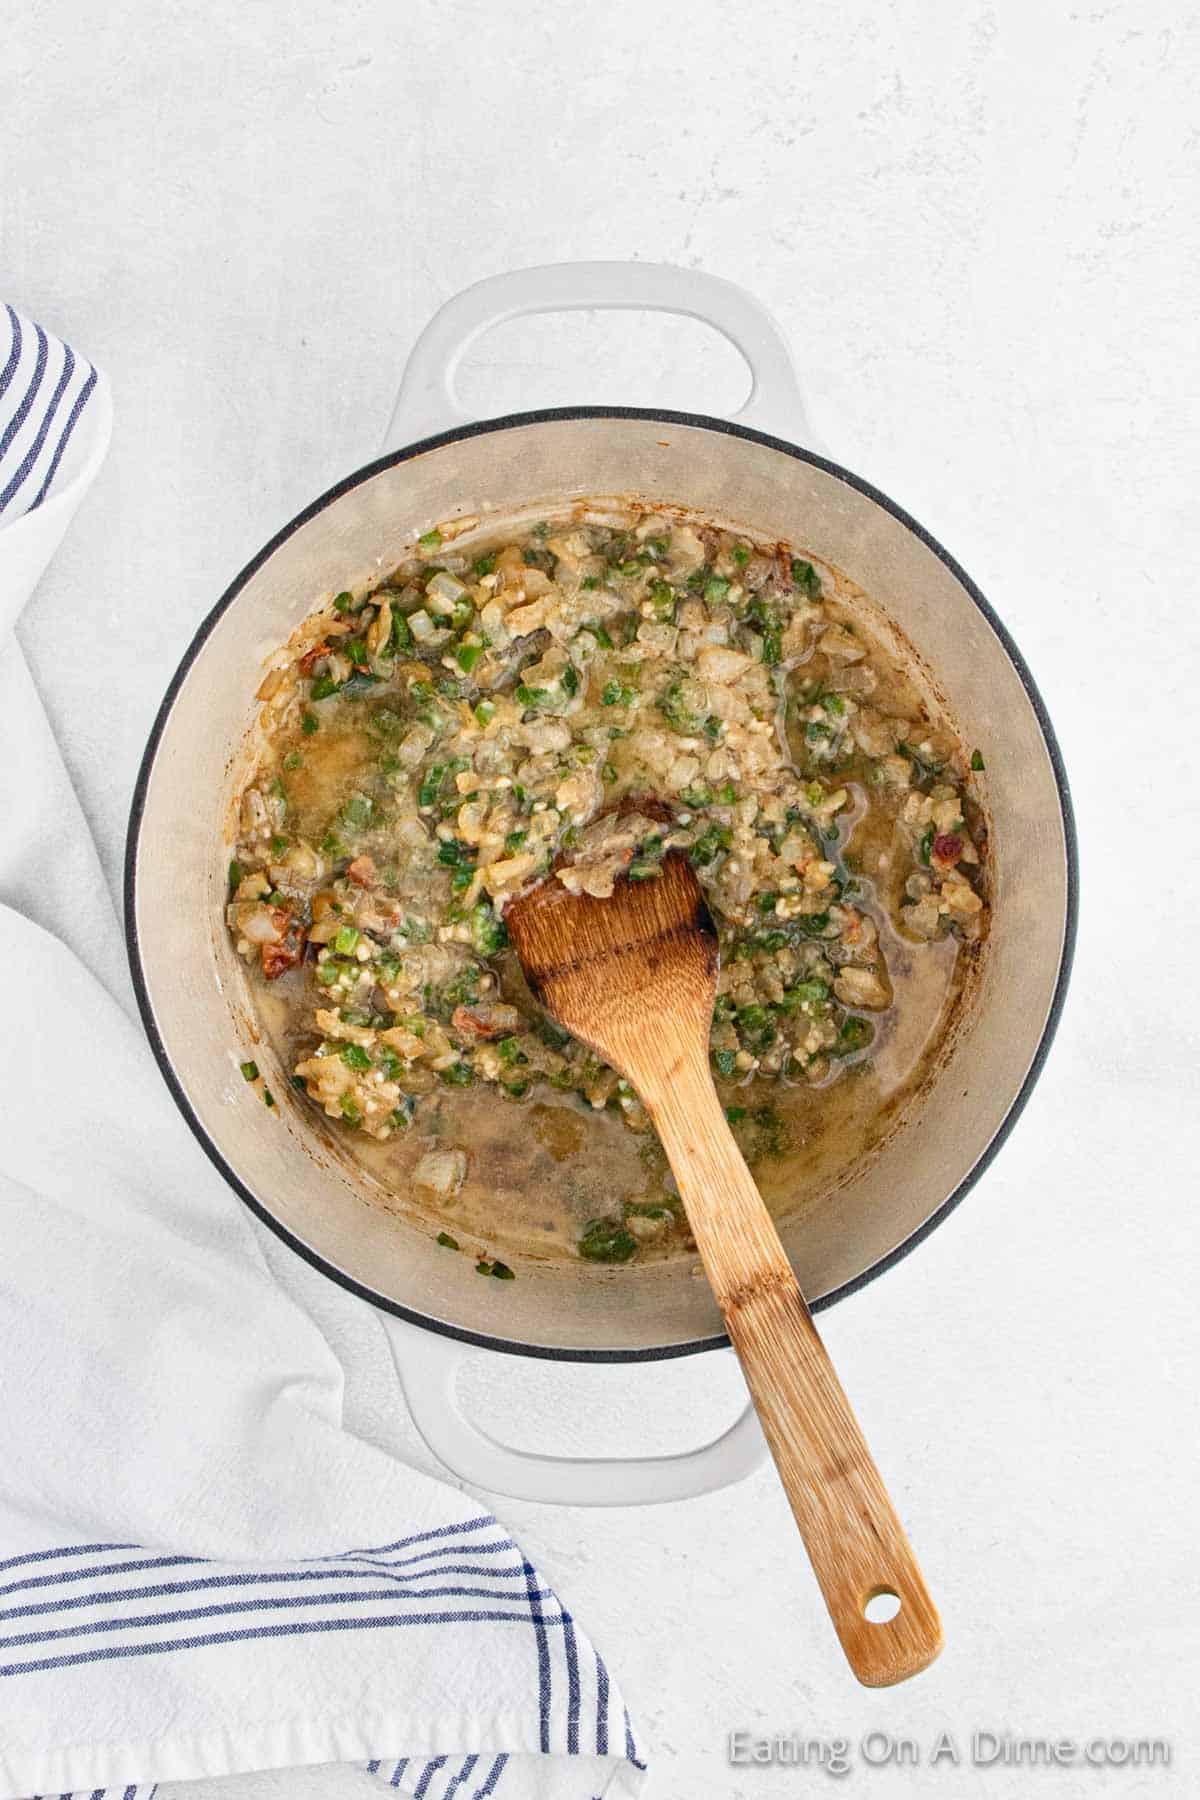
[0,304,646,1800]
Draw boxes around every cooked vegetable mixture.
[227,506,987,1266]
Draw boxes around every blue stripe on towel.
[30,364,97,509]
[0,319,48,465]
[0,1564,538,1626]
[0,303,101,519]
[562,1610,580,1754]
[472,1756,508,1798]
[0,1579,562,1651]
[442,1755,479,1797]
[0,1543,527,1621]
[412,1756,447,1797]
[0,303,22,400]
[333,1517,496,1559]
[1,1605,572,1679]
[522,1559,552,1754]
[0,341,74,511]
[0,1555,204,1601]
[23,1789,156,1799]
[0,1543,137,1575]
[595,1644,610,1754]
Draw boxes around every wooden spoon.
[507,849,943,1687]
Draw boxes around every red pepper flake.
[452,1005,505,1040]
[931,833,963,866]
[260,921,301,979]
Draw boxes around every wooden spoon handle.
[645,1043,943,1687]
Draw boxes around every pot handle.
[382,261,813,449]
[382,1316,767,1506]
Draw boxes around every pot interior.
[129,413,1071,1357]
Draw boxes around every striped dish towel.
[0,305,645,1800]
[0,303,101,518]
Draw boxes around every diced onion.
[426,571,469,613]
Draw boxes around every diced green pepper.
[648,578,676,620]
[833,1016,874,1057]
[791,558,821,596]
[787,979,830,1005]
[578,1219,638,1263]
[689,824,733,866]
[736,1004,776,1051]
[469,903,505,956]
[660,677,709,733]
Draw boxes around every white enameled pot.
[127,263,1076,1505]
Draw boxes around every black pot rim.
[124,405,1079,1364]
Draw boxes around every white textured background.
[4,1,1199,1796]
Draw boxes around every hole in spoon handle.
[726,1287,944,1687]
[824,1561,943,1688]
[635,1024,943,1685]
